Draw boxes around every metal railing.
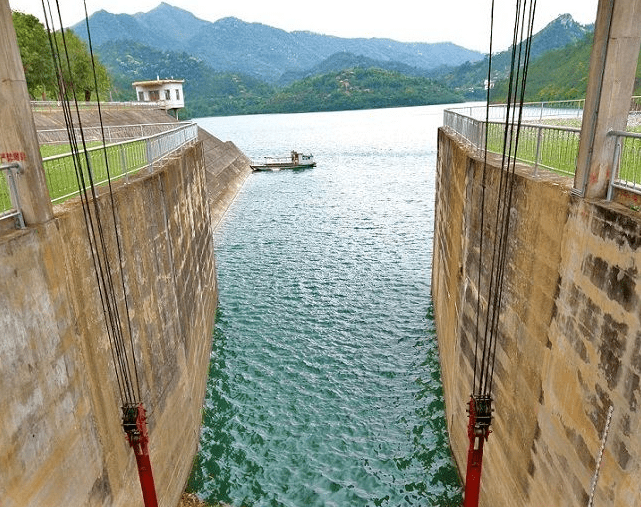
[442,109,486,148]
[608,130,641,199]
[0,162,25,228]
[443,109,581,177]
[445,98,641,199]
[30,100,163,112]
[37,122,191,145]
[42,122,198,204]
[456,98,586,123]
[459,97,641,127]
[487,121,581,176]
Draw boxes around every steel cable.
[41,0,140,406]
[475,0,538,398]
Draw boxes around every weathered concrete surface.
[433,128,641,506]
[0,0,53,225]
[575,0,641,198]
[32,107,178,131]
[0,111,252,506]
[198,128,251,229]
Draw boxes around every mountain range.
[429,13,592,98]
[72,2,484,83]
[70,4,597,117]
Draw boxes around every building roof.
[132,79,185,87]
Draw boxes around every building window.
[149,90,160,101]
[165,90,171,100]
[176,89,180,100]
[138,91,145,101]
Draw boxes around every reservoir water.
[190,105,462,506]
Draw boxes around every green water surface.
[189,106,463,506]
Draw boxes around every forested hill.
[97,40,273,117]
[14,4,601,118]
[98,40,464,117]
[73,3,484,84]
[430,13,592,99]
[193,68,466,117]
[277,52,437,87]
[492,32,641,102]
[492,34,594,101]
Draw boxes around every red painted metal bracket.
[123,403,159,507]
[463,395,492,507]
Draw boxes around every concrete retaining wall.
[198,128,251,229]
[432,128,641,506]
[0,121,251,506]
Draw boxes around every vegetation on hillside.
[96,41,465,117]
[14,17,464,119]
[430,14,592,100]
[492,34,593,101]
[72,4,484,84]
[13,8,612,118]
[256,68,465,115]
[492,32,641,102]
[12,11,110,101]
[97,40,272,116]
[277,51,434,87]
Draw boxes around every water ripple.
[191,106,462,506]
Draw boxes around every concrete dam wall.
[0,113,251,506]
[432,128,641,506]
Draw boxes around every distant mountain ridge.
[96,39,466,118]
[528,13,592,58]
[430,13,592,98]
[72,2,484,83]
[68,5,599,117]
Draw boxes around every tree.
[12,11,55,99]
[55,29,111,101]
[12,11,111,102]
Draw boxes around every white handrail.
[444,98,641,198]
[41,122,199,204]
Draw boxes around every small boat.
[251,151,316,171]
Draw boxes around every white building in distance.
[484,79,495,90]
[132,78,185,117]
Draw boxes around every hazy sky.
[10,0,599,53]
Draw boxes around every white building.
[132,78,185,116]
[484,79,495,90]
